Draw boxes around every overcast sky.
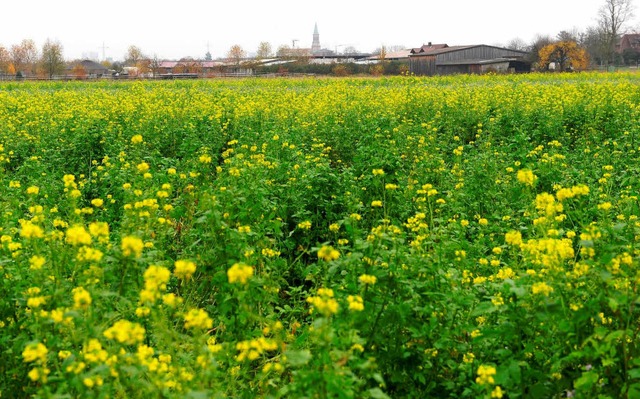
[0,0,634,61]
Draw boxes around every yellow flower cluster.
[347,295,364,311]
[236,337,278,362]
[531,282,554,296]
[306,288,339,316]
[516,169,537,187]
[183,308,213,330]
[103,319,146,345]
[121,235,144,258]
[476,364,497,385]
[555,184,589,201]
[227,263,254,284]
[65,225,92,246]
[297,220,312,230]
[358,274,377,285]
[140,265,171,302]
[317,245,340,261]
[72,287,92,310]
[22,342,48,363]
[174,259,196,280]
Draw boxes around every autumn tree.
[256,42,273,59]
[40,39,65,78]
[11,39,38,76]
[125,45,144,66]
[71,63,87,79]
[598,0,634,64]
[538,41,590,71]
[227,44,246,66]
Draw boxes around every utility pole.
[99,42,109,61]
[292,39,298,49]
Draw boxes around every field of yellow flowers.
[1,72,640,398]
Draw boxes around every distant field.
[1,73,640,398]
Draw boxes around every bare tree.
[580,25,610,66]
[256,42,273,59]
[527,34,554,67]
[227,44,246,66]
[506,37,528,51]
[0,45,10,75]
[342,46,359,55]
[598,0,634,64]
[556,29,580,42]
[150,54,161,77]
[40,39,65,78]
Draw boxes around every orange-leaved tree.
[538,41,590,72]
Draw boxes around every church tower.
[312,23,321,54]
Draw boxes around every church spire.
[312,23,321,54]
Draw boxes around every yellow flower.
[516,169,537,187]
[174,259,197,280]
[531,282,554,296]
[19,220,44,239]
[298,220,312,230]
[371,200,383,208]
[597,202,612,211]
[136,162,150,173]
[29,255,46,270]
[358,274,377,285]
[63,174,76,187]
[131,134,143,144]
[184,308,213,330]
[306,288,339,316]
[317,245,340,261]
[65,225,92,246]
[476,364,496,385]
[227,263,254,284]
[372,169,385,176]
[144,265,171,293]
[88,221,109,238]
[121,235,144,258]
[26,186,40,195]
[103,320,146,345]
[329,223,340,232]
[347,295,364,311]
[72,287,92,309]
[505,231,522,246]
[23,342,48,363]
[91,198,104,208]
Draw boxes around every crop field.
[1,73,640,398]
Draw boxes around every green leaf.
[284,349,312,367]
[368,388,391,399]
[574,371,599,390]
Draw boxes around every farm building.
[409,44,530,75]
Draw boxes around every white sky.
[0,0,634,61]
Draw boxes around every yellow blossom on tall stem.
[317,245,340,261]
[72,287,92,310]
[227,263,254,284]
[121,235,144,258]
[174,259,196,280]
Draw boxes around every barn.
[409,44,530,76]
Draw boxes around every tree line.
[1,0,636,78]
